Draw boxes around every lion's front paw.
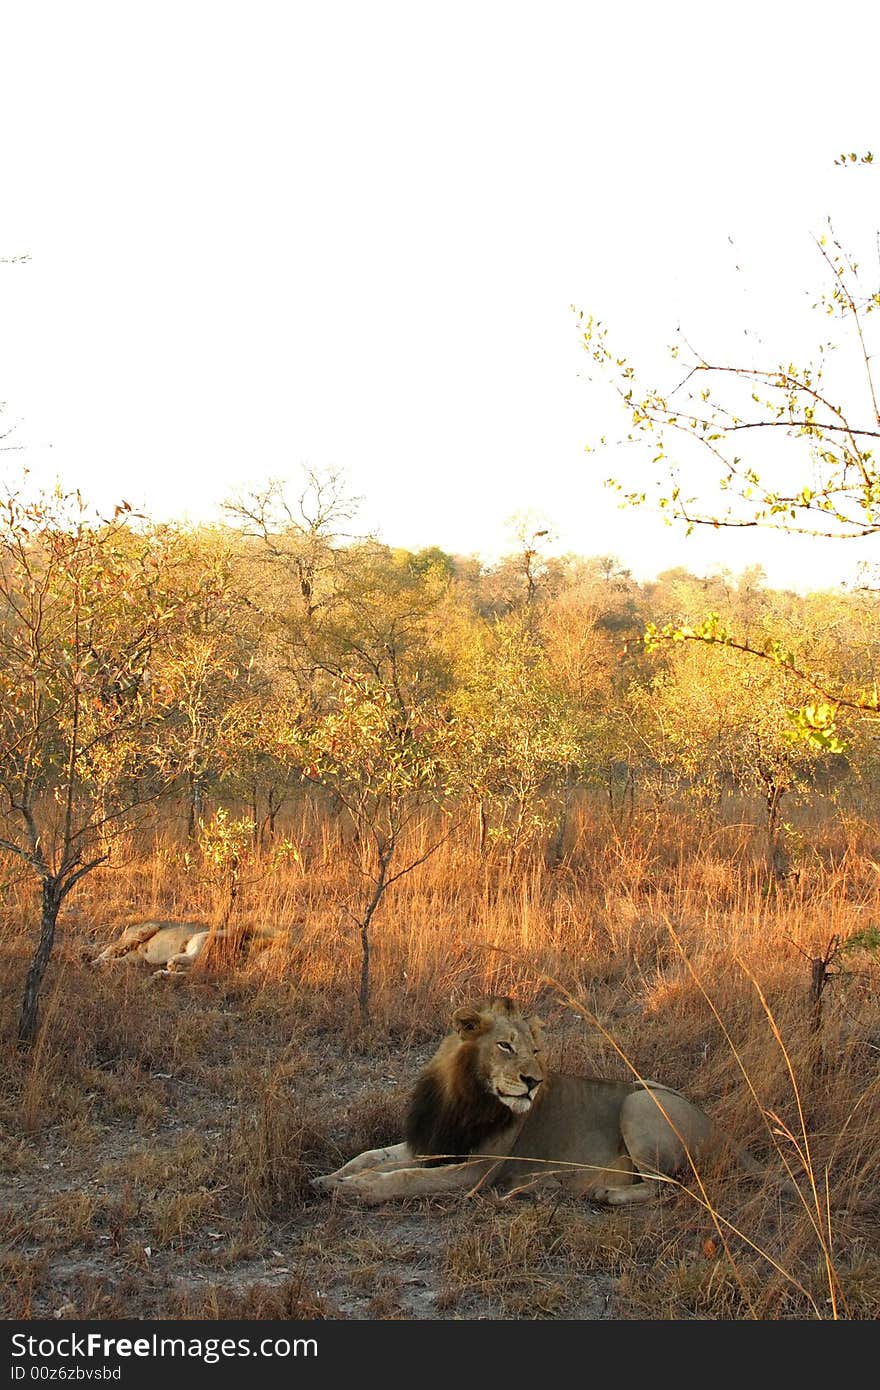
[592,1185,624,1205]
[311,1174,367,1201]
[310,1174,340,1193]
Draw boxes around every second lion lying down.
[313,995,749,1206]
[91,920,281,975]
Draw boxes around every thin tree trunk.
[477,799,488,855]
[808,936,838,1076]
[265,787,283,843]
[547,767,575,868]
[222,864,239,929]
[358,920,372,1024]
[18,877,62,1047]
[358,845,393,1025]
[766,780,790,885]
[187,770,204,839]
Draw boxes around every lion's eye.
[497,1041,515,1053]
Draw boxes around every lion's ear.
[452,1006,490,1038]
[488,995,517,1017]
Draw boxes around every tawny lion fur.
[91,920,280,977]
[313,996,757,1206]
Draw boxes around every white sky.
[1,1,878,592]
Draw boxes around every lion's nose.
[522,1075,541,1093]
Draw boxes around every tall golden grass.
[1,791,879,1318]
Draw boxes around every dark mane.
[404,1045,512,1165]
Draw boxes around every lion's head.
[404,997,545,1163]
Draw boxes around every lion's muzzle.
[495,1073,543,1113]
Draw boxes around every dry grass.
[173,1274,330,1320]
[1,791,879,1319]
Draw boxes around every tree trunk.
[808,938,838,1076]
[18,877,63,1048]
[547,767,575,868]
[221,863,239,929]
[187,770,205,839]
[358,920,372,1025]
[357,845,393,1025]
[265,787,284,844]
[477,799,488,855]
[765,780,790,885]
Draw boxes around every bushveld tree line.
[1,470,879,1038]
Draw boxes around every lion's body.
[91,920,280,976]
[313,997,724,1206]
[492,1072,713,1197]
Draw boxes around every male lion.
[313,995,744,1206]
[91,920,280,976]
